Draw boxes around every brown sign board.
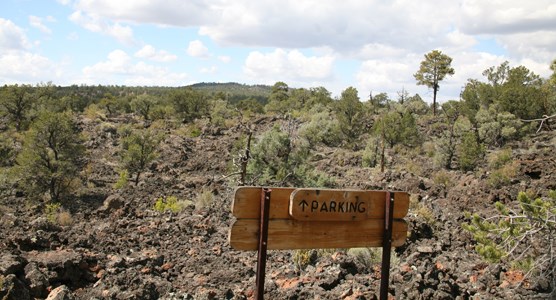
[232,187,409,220]
[230,219,407,250]
[229,187,409,251]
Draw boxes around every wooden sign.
[229,187,409,250]
[291,189,371,221]
[230,218,408,250]
[232,187,409,220]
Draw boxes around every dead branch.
[521,114,556,133]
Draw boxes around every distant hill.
[188,82,272,104]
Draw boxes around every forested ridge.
[0,55,555,299]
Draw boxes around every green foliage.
[433,110,472,169]
[131,94,160,121]
[486,150,518,188]
[414,50,455,115]
[403,94,429,115]
[170,88,209,123]
[476,106,521,147]
[362,136,380,168]
[265,82,291,114]
[210,99,237,127]
[120,129,162,185]
[235,97,264,115]
[0,134,16,167]
[463,191,556,285]
[374,107,420,148]
[0,84,35,131]
[45,202,61,223]
[462,61,548,122]
[113,169,129,189]
[247,125,332,187]
[347,247,389,270]
[457,131,484,171]
[298,106,342,148]
[153,196,187,213]
[15,111,85,201]
[334,87,364,142]
[487,148,513,169]
[487,164,517,188]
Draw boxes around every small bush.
[292,249,335,271]
[432,170,453,187]
[488,161,518,188]
[113,170,129,189]
[57,210,73,226]
[154,196,190,213]
[45,203,61,223]
[83,104,105,121]
[457,132,485,171]
[409,195,436,225]
[362,136,380,168]
[487,148,512,170]
[195,189,214,210]
[347,247,382,270]
[347,247,399,270]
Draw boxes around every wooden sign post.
[229,187,409,300]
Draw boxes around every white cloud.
[81,50,187,86]
[29,15,53,34]
[218,55,231,63]
[134,45,177,62]
[0,52,61,83]
[73,0,213,26]
[69,10,134,45]
[200,66,217,74]
[244,48,335,84]
[0,18,31,51]
[187,40,210,58]
[459,0,556,35]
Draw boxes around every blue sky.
[1,0,555,101]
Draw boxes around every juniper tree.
[119,129,162,186]
[15,111,84,201]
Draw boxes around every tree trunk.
[433,84,438,116]
[380,129,386,173]
[134,172,141,186]
[239,131,252,186]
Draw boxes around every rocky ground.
[0,115,555,299]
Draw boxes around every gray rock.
[24,262,49,298]
[0,274,31,300]
[45,285,75,300]
[0,253,26,275]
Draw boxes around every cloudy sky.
[1,0,555,101]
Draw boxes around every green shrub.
[0,135,15,167]
[362,136,380,168]
[487,148,512,169]
[154,196,189,213]
[45,203,61,223]
[487,161,518,188]
[113,169,129,189]
[457,132,485,171]
[298,108,342,148]
[120,129,161,185]
[347,248,382,269]
[463,191,556,286]
[15,111,85,201]
[432,170,453,187]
